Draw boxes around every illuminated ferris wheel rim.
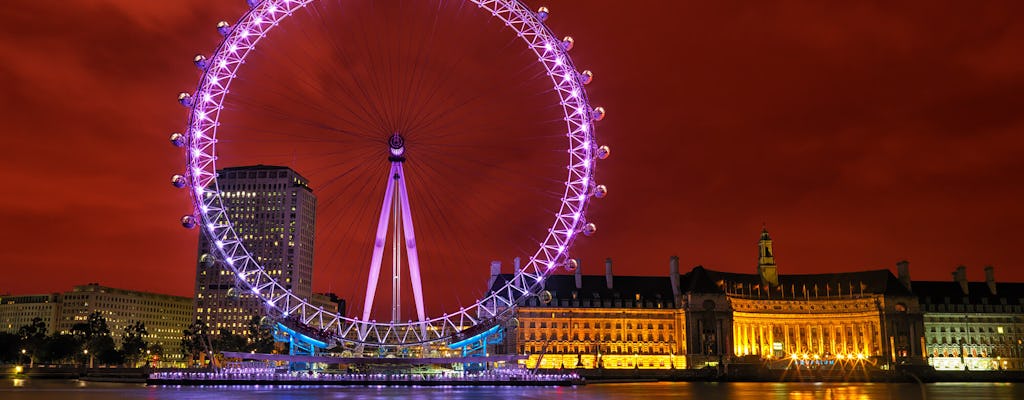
[174,0,608,347]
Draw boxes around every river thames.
[2,380,1022,400]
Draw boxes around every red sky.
[2,1,1023,312]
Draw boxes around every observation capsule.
[596,145,611,160]
[591,106,606,121]
[177,92,193,107]
[536,7,549,22]
[564,258,580,272]
[539,290,553,304]
[246,0,262,7]
[199,253,215,268]
[171,174,187,188]
[181,215,197,229]
[508,317,520,329]
[216,21,231,36]
[193,54,208,70]
[169,132,185,147]
[579,70,593,85]
[593,184,608,198]
[226,287,238,300]
[583,222,597,236]
[561,36,575,51]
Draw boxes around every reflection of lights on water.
[787,385,871,400]
[12,379,26,387]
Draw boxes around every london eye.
[172,0,609,350]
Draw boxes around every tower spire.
[758,225,778,287]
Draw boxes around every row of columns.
[734,320,880,357]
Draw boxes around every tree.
[120,321,148,367]
[246,316,276,354]
[92,335,122,366]
[71,311,111,341]
[146,343,164,367]
[212,328,247,353]
[40,334,80,364]
[181,318,212,366]
[72,311,116,367]
[0,332,21,363]
[17,317,47,367]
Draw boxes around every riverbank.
[145,377,581,387]
[5,365,1024,384]
[2,366,152,383]
[3,380,1022,400]
[577,366,1024,383]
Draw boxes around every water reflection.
[691,382,890,400]
[783,383,873,400]
[0,380,1021,400]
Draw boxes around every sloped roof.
[912,280,1024,305]
[488,273,674,303]
[678,265,914,298]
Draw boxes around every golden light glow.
[513,306,686,370]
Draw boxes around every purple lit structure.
[171,0,608,350]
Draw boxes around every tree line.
[1,313,280,368]
[179,316,276,366]
[0,312,155,367]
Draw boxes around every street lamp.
[959,338,966,370]
[21,348,30,368]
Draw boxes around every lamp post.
[84,349,93,369]
[959,339,966,370]
[961,314,970,370]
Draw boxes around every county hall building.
[489,228,1024,371]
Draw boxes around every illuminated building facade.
[57,283,193,363]
[491,258,688,370]
[2,285,191,363]
[0,294,61,335]
[193,165,317,335]
[678,231,927,367]
[493,228,941,370]
[310,292,344,317]
[682,266,925,367]
[916,265,1024,371]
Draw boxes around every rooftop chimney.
[575,259,583,289]
[896,260,911,291]
[487,260,501,291]
[605,258,613,289]
[669,256,681,300]
[953,265,968,295]
[984,265,997,295]
[513,257,522,288]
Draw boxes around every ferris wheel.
[172,0,609,349]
